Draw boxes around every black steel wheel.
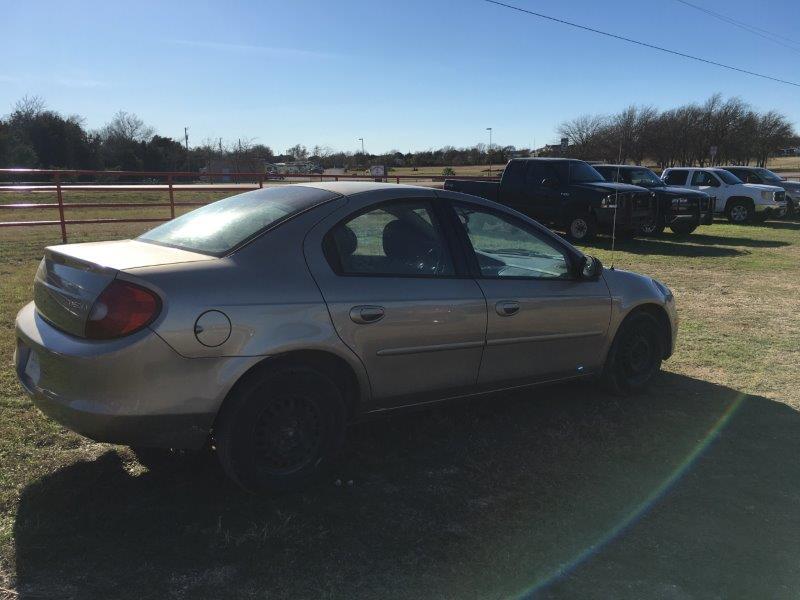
[603,312,664,395]
[215,365,346,492]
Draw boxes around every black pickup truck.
[444,158,654,242]
[594,164,713,235]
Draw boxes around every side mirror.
[580,255,603,280]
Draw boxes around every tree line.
[0,94,796,176]
[557,94,797,168]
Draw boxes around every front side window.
[454,204,570,279]
[325,200,454,277]
[691,171,720,187]
[754,168,783,183]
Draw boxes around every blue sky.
[2,0,798,154]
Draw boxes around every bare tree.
[101,111,155,143]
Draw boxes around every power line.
[674,0,800,53]
[482,0,800,88]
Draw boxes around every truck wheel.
[669,222,698,236]
[726,200,753,224]
[565,215,597,243]
[602,312,664,395]
[638,217,665,236]
[215,365,346,493]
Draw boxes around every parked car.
[594,164,713,236]
[444,158,655,242]
[661,167,787,223]
[15,183,677,491]
[718,166,799,217]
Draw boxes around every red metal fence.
[0,168,498,243]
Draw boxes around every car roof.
[295,181,435,196]
[594,164,650,170]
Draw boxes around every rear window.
[664,170,689,185]
[138,186,338,255]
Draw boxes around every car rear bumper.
[14,302,257,449]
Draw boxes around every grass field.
[1,193,800,598]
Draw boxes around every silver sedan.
[15,182,677,491]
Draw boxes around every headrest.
[383,219,432,261]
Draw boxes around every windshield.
[714,169,743,185]
[754,168,784,183]
[569,162,604,183]
[138,186,338,255]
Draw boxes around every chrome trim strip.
[487,330,604,346]
[376,340,484,356]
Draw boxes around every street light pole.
[486,127,492,176]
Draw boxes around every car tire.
[215,365,346,493]
[669,222,698,236]
[565,214,597,243]
[602,312,664,395]
[726,199,753,224]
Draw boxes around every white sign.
[369,165,386,177]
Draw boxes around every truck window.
[691,171,720,187]
[568,162,604,183]
[715,170,742,185]
[526,163,560,186]
[664,170,689,186]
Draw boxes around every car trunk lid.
[33,240,214,337]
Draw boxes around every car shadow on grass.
[582,236,746,258]
[12,373,800,599]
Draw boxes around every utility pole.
[184,127,190,171]
[486,127,492,175]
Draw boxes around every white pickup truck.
[661,167,787,224]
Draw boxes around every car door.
[524,161,564,223]
[690,170,723,211]
[303,190,487,408]
[448,200,612,387]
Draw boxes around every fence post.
[259,174,264,188]
[396,176,400,184]
[54,173,67,243]
[167,174,175,219]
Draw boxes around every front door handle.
[349,305,385,324]
[495,300,520,317]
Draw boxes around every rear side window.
[664,170,689,185]
[139,186,338,256]
[525,162,560,186]
[325,200,455,277]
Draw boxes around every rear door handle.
[495,300,520,317]
[349,305,385,324]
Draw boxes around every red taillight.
[84,280,161,339]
